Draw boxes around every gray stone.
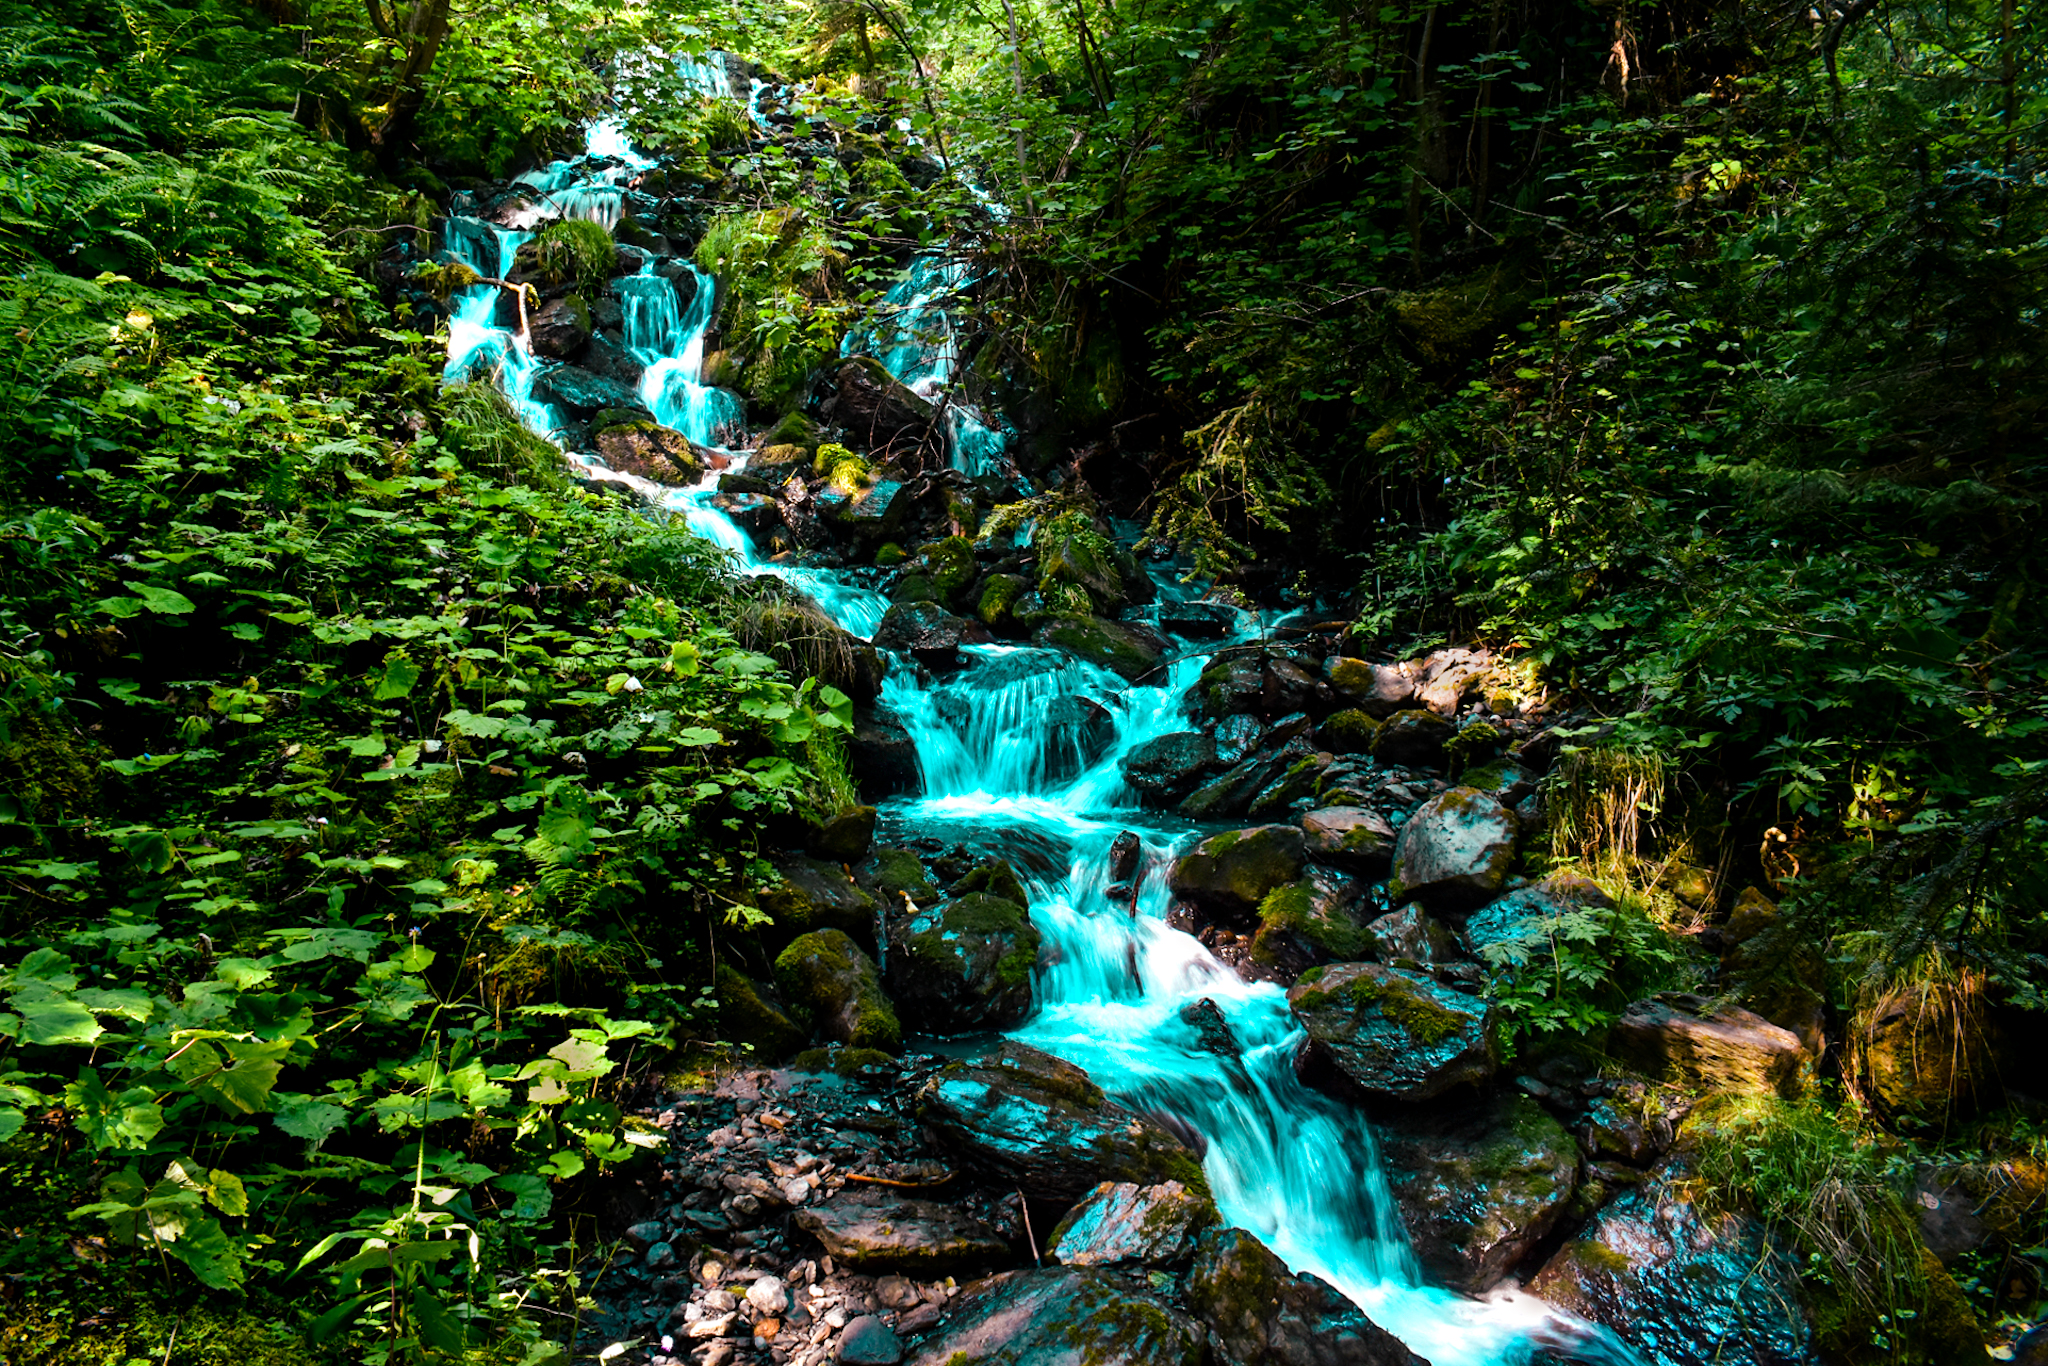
[532,364,640,415]
[1122,731,1220,802]
[1362,905,1457,968]
[529,293,592,358]
[1391,787,1519,911]
[794,1190,1005,1274]
[1611,993,1806,1098]
[1168,824,1306,919]
[1184,1227,1424,1366]
[1048,1180,1217,1268]
[1324,656,1421,717]
[873,601,984,671]
[1289,962,1498,1101]
[904,1268,1202,1366]
[1371,708,1455,767]
[1301,806,1396,872]
[838,1314,904,1365]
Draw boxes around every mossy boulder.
[1168,824,1306,919]
[830,355,935,450]
[875,541,909,567]
[1373,1092,1581,1293]
[976,572,1029,629]
[1033,615,1167,682]
[1184,1227,1424,1366]
[793,1189,1008,1275]
[528,292,593,358]
[916,534,977,597]
[1362,904,1458,969]
[1390,786,1520,912]
[749,442,813,481]
[1035,514,1152,613]
[1317,708,1382,754]
[1288,962,1498,1101]
[950,857,1031,906]
[1300,805,1396,873]
[758,409,822,452]
[807,804,877,861]
[711,963,805,1061]
[756,851,879,944]
[773,928,902,1053]
[855,846,939,905]
[916,1041,1208,1199]
[1194,657,1265,718]
[885,892,1041,1032]
[591,419,704,485]
[789,1044,897,1077]
[1611,992,1807,1098]
[1371,707,1455,767]
[1048,1180,1218,1269]
[1528,1175,1816,1366]
[1324,656,1420,717]
[1459,759,1538,807]
[902,1267,1202,1366]
[1122,731,1220,804]
[873,600,984,670]
[1248,866,1375,982]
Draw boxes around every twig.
[844,1171,955,1189]
[1016,1189,1040,1265]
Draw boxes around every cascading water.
[442,116,1632,1366]
[843,254,1014,480]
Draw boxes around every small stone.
[785,1177,814,1205]
[645,1241,677,1271]
[689,1312,737,1339]
[749,1276,791,1315]
[824,1308,848,1329]
[625,1220,667,1252]
[873,1275,919,1309]
[704,1289,738,1312]
[838,1314,904,1365]
[756,1318,783,1341]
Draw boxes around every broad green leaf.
[371,652,422,700]
[205,1168,248,1216]
[123,581,198,614]
[274,1098,348,1146]
[159,1212,244,1288]
[412,1286,468,1355]
[491,1172,553,1220]
[18,999,104,1046]
[0,1108,23,1142]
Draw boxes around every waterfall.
[439,116,1631,1366]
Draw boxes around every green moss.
[876,541,909,567]
[814,442,872,491]
[892,572,942,605]
[950,858,1029,906]
[921,535,977,593]
[1444,720,1506,772]
[1039,579,1092,616]
[1320,709,1381,754]
[411,258,482,300]
[759,410,822,450]
[790,1045,896,1076]
[1568,1238,1635,1277]
[1343,971,1465,1046]
[712,962,805,1059]
[532,216,617,289]
[1254,877,1373,963]
[977,573,1028,626]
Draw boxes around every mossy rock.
[920,534,978,596]
[891,572,944,605]
[885,891,1042,1032]
[750,443,813,482]
[1288,961,1497,1100]
[1167,824,1306,919]
[949,857,1030,907]
[756,852,879,944]
[712,962,805,1060]
[773,928,902,1053]
[976,572,1029,628]
[1317,709,1382,755]
[1032,615,1166,683]
[875,541,909,567]
[856,846,939,905]
[789,1045,898,1077]
[1248,867,1375,983]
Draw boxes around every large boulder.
[1412,648,1490,716]
[1037,518,1151,614]
[1373,1093,1581,1293]
[792,1189,1007,1274]
[1194,657,1265,718]
[711,963,805,1060]
[1248,866,1376,982]
[904,1267,1203,1366]
[1853,987,2002,1124]
[1301,806,1396,872]
[773,929,901,1053]
[528,293,592,358]
[850,707,919,798]
[532,364,640,416]
[885,893,1040,1033]
[1048,1180,1217,1269]
[757,851,879,942]
[1183,1227,1424,1366]
[1168,825,1306,920]
[872,601,985,671]
[1362,905,1459,969]
[1391,787,1519,911]
[916,1042,1208,1199]
[1033,615,1167,682]
[1610,993,1806,1097]
[830,356,936,456]
[1325,657,1420,717]
[1371,708,1455,767]
[1123,731,1221,803]
[1289,963,1497,1101]
[1528,1177,1816,1366]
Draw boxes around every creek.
[437,113,1626,1366]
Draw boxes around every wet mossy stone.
[591,418,704,485]
[1528,1175,1817,1366]
[977,572,1030,629]
[873,600,983,671]
[902,1267,1203,1366]
[1301,806,1396,873]
[712,962,805,1061]
[789,1044,897,1077]
[890,572,944,606]
[1248,866,1375,983]
[884,892,1041,1033]
[875,541,909,567]
[1372,1092,1581,1293]
[1048,1180,1218,1269]
[920,534,977,595]
[916,1041,1209,1199]
[1195,656,1264,719]
[529,292,593,358]
[1121,731,1220,804]
[1325,656,1420,717]
[1361,904,1457,969]
[856,846,939,905]
[1390,786,1520,912]
[759,408,822,451]
[809,804,877,861]
[1371,708,1455,768]
[773,928,902,1053]
[749,442,812,480]
[1459,759,1537,807]
[1317,708,1382,755]
[1033,615,1166,683]
[757,851,879,943]
[1184,1226,1424,1366]
[949,857,1031,907]
[793,1188,1007,1275]
[1287,962,1498,1101]
[1168,824,1306,920]
[1036,516,1143,613]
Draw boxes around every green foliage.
[1477,894,1691,1047]
[531,218,618,292]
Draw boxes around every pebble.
[784,1176,813,1205]
[748,1275,790,1315]
[824,1308,847,1329]
[873,1276,919,1310]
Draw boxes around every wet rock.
[712,963,806,1060]
[812,805,878,861]
[1289,962,1497,1101]
[1177,746,1303,822]
[838,1314,904,1365]
[1184,1227,1424,1366]
[1048,1180,1217,1269]
[1249,865,1375,981]
[1459,886,1566,959]
[905,1267,1202,1366]
[774,929,902,1053]
[711,490,778,535]
[583,329,643,386]
[1037,518,1148,614]
[793,1189,1007,1274]
[1044,695,1116,783]
[1157,600,1241,639]
[976,573,1030,629]
[1178,998,1239,1057]
[1362,905,1457,969]
[850,708,919,799]
[590,418,703,484]
[1413,648,1490,716]
[1302,806,1396,873]
[917,1041,1208,1198]
[1317,709,1382,755]
[1529,1177,1815,1366]
[1194,656,1266,718]
[830,356,936,454]
[857,846,939,905]
[1168,824,1306,919]
[1033,615,1167,682]
[533,364,641,416]
[1610,993,1805,1097]
[1122,731,1220,803]
[1325,657,1421,718]
[1213,713,1266,765]
[885,893,1041,1032]
[759,852,880,941]
[1262,657,1332,715]
[949,857,1031,905]
[1578,1096,1675,1167]
[1371,708,1455,768]
[842,479,908,540]
[528,293,593,358]
[1109,830,1143,883]
[1245,752,1332,819]
[1390,787,1519,912]
[873,601,985,671]
[1457,760,1537,807]
[1373,1093,1580,1293]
